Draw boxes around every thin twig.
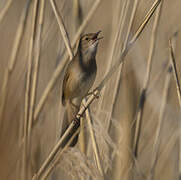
[83,100,104,176]
[148,65,172,180]
[49,0,73,59]
[133,0,163,157]
[27,0,39,148]
[33,0,101,121]
[169,33,181,176]
[32,1,161,179]
[169,35,181,107]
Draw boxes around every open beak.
[93,30,103,42]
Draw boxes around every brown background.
[0,0,181,179]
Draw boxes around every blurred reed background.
[0,0,181,179]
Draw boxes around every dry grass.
[133,0,163,157]
[0,0,181,180]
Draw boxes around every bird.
[60,31,103,147]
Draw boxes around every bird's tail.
[60,102,80,148]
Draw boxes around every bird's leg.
[69,99,82,125]
[73,116,80,125]
[73,112,83,126]
[80,102,86,109]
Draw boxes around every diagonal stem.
[49,0,74,59]
[169,35,181,107]
[0,0,13,23]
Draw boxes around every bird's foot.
[76,113,83,120]
[73,114,82,125]
[87,90,100,99]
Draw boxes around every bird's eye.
[85,37,89,41]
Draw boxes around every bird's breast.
[68,65,96,100]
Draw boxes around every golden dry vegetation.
[0,0,181,179]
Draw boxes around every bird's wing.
[62,70,70,106]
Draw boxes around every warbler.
[61,31,103,147]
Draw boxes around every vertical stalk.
[148,65,172,180]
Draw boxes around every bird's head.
[78,31,103,57]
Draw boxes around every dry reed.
[32,1,161,179]
[23,0,39,179]
[169,34,181,107]
[1,0,180,179]
[133,0,163,157]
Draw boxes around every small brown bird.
[61,31,103,147]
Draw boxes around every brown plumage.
[60,31,103,147]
